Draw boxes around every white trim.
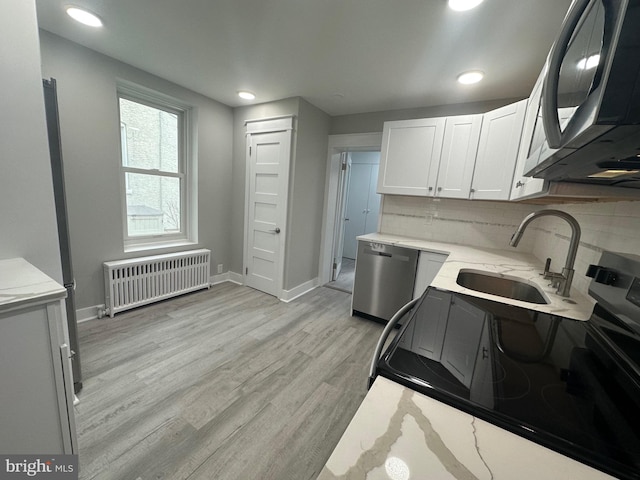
[245,115,295,134]
[79,275,246,322]
[280,278,319,303]
[210,271,244,286]
[77,305,105,323]
[243,124,292,297]
[318,133,383,286]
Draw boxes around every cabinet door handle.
[428,186,434,191]
[437,187,442,192]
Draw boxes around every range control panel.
[588,251,640,333]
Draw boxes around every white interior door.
[332,153,349,280]
[245,122,291,297]
[343,162,370,259]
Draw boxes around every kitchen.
[2,0,640,478]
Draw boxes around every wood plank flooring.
[75,283,383,480]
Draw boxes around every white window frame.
[117,82,196,251]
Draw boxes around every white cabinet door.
[440,296,486,388]
[377,118,446,196]
[413,251,448,299]
[436,115,483,199]
[510,72,548,200]
[471,100,526,200]
[410,289,451,361]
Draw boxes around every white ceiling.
[35,0,572,116]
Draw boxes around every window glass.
[118,90,190,246]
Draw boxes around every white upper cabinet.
[377,118,446,196]
[436,115,483,199]
[510,71,548,200]
[471,100,527,200]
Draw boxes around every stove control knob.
[595,268,617,285]
[586,264,600,278]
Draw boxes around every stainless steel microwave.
[524,0,640,186]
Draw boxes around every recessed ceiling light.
[237,90,256,100]
[577,54,600,70]
[65,6,103,27]
[457,70,484,85]
[448,0,484,11]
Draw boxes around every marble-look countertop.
[0,258,66,313]
[357,233,595,321]
[317,376,615,480]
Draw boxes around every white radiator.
[103,249,210,318]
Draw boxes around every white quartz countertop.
[357,233,595,321]
[0,258,66,313]
[317,376,615,480]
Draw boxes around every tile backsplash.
[379,195,640,297]
[530,200,640,296]
[379,196,536,250]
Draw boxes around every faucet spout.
[510,209,581,297]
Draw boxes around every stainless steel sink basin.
[456,269,549,305]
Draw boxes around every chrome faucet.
[510,209,581,297]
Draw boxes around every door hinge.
[333,262,337,270]
[245,267,248,275]
[249,146,252,156]
[341,160,347,171]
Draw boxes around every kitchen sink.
[456,269,549,304]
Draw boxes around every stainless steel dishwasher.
[352,241,418,322]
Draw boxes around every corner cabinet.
[377,118,446,196]
[0,258,77,454]
[472,100,526,200]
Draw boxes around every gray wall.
[329,98,521,135]
[0,1,62,283]
[39,31,234,310]
[285,98,330,289]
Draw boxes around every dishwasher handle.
[367,297,420,389]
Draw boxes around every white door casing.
[244,116,293,298]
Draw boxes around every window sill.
[124,239,197,254]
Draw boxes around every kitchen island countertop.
[317,376,615,480]
[357,233,595,321]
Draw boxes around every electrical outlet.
[425,214,433,225]
[217,264,223,274]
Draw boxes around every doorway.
[324,142,382,293]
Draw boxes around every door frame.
[243,115,295,299]
[319,132,382,286]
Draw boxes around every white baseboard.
[211,271,243,285]
[280,277,319,303]
[76,305,105,323]
[77,274,246,323]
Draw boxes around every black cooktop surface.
[377,288,640,480]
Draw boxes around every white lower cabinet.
[0,259,77,455]
[413,251,448,299]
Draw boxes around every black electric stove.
[376,251,640,480]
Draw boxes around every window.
[118,85,194,249]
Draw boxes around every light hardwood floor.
[75,283,383,480]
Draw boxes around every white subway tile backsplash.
[380,195,640,298]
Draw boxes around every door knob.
[270,227,281,234]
